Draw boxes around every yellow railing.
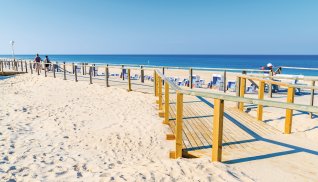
[154,69,318,162]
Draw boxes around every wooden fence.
[0,58,270,91]
[237,75,318,133]
[154,69,318,162]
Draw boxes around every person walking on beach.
[34,54,42,73]
[44,55,51,71]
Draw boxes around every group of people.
[33,54,51,73]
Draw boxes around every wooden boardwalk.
[164,93,318,165]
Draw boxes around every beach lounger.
[246,84,257,94]
[193,81,203,88]
[212,74,222,86]
[227,81,236,92]
[131,74,139,80]
[207,74,222,88]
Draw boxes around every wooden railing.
[1,58,271,92]
[154,69,318,162]
[237,75,318,124]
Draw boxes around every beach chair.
[246,84,257,94]
[174,78,180,84]
[207,74,222,88]
[193,80,203,88]
[183,79,190,87]
[227,81,236,92]
[212,74,222,86]
[131,74,139,80]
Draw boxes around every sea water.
[1,55,318,75]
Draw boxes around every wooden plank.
[285,87,295,134]
[63,63,66,80]
[163,82,170,124]
[158,77,163,110]
[89,66,93,84]
[105,66,109,87]
[154,71,157,96]
[25,61,28,73]
[128,69,132,91]
[212,99,224,162]
[236,76,241,109]
[21,60,23,72]
[189,68,193,89]
[175,92,183,158]
[182,104,206,147]
[185,101,211,147]
[239,77,246,111]
[257,81,265,121]
[141,66,144,83]
[180,89,318,113]
[74,65,78,82]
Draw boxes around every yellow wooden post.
[128,69,132,91]
[163,81,170,124]
[212,98,224,162]
[154,71,157,96]
[236,76,241,108]
[285,87,295,134]
[158,77,163,111]
[257,81,265,121]
[239,77,246,111]
[170,92,183,159]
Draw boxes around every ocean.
[1,55,318,76]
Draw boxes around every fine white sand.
[0,74,256,181]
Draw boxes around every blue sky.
[0,0,317,55]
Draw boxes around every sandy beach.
[0,70,318,181]
[0,74,256,181]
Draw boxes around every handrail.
[238,75,318,90]
[248,73,318,82]
[154,69,318,113]
[155,69,181,91]
[179,89,318,113]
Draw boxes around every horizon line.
[0,54,318,56]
